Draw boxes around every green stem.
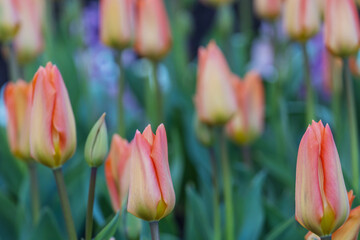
[152,61,163,125]
[219,129,234,240]
[331,58,342,143]
[320,235,332,240]
[117,52,126,137]
[85,167,97,240]
[53,167,78,240]
[5,43,20,82]
[343,58,359,193]
[209,147,221,240]
[301,42,315,124]
[242,145,252,168]
[28,162,40,224]
[149,221,160,240]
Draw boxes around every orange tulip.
[4,80,32,160]
[13,0,43,63]
[226,72,265,145]
[100,0,134,49]
[105,134,131,212]
[296,121,349,237]
[194,41,237,125]
[0,0,19,41]
[324,0,360,57]
[199,0,233,7]
[127,124,175,221]
[284,0,321,41]
[254,0,282,21]
[29,62,76,168]
[134,0,172,61]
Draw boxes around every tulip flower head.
[127,124,175,221]
[30,62,76,168]
[284,0,321,41]
[194,41,237,125]
[134,0,172,61]
[0,0,19,41]
[296,121,349,236]
[226,72,265,145]
[105,134,131,212]
[100,0,134,49]
[324,0,360,57]
[254,0,282,21]
[4,80,32,160]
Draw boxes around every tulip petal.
[105,160,121,211]
[333,206,360,240]
[142,124,155,145]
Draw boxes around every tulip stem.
[53,167,78,240]
[320,235,332,240]
[301,42,315,124]
[152,61,163,125]
[149,221,160,240]
[28,162,40,224]
[5,43,20,82]
[117,51,126,137]
[85,167,97,240]
[209,147,221,240]
[343,58,359,193]
[219,129,234,240]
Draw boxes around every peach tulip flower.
[4,80,32,160]
[254,0,282,21]
[0,0,19,41]
[30,62,76,168]
[127,124,175,221]
[105,134,131,212]
[296,121,349,237]
[324,0,360,57]
[226,72,265,145]
[194,41,237,125]
[134,0,172,61]
[100,0,134,49]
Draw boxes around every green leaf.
[0,191,22,240]
[30,208,63,240]
[94,212,120,240]
[264,217,295,240]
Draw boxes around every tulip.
[13,0,43,63]
[284,0,321,42]
[324,0,360,57]
[296,120,349,237]
[199,0,233,7]
[4,79,32,160]
[99,0,134,49]
[134,0,172,61]
[254,0,282,21]
[105,134,131,212]
[30,62,76,168]
[226,72,265,145]
[127,124,175,221]
[0,0,19,41]
[194,41,237,125]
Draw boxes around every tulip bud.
[127,124,175,221]
[284,0,321,41]
[13,0,44,64]
[134,0,172,61]
[4,79,32,160]
[99,0,134,49]
[30,62,76,168]
[324,0,360,57]
[105,134,131,212]
[296,120,349,237]
[226,72,265,145]
[254,0,282,21]
[0,0,19,41]
[194,41,237,125]
[85,113,108,167]
[199,0,233,7]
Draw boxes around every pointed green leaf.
[94,212,120,240]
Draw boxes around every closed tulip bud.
[100,0,134,49]
[30,62,76,168]
[324,0,360,57]
[284,0,321,41]
[226,72,265,145]
[134,0,172,61]
[0,0,19,41]
[4,80,32,160]
[13,0,43,64]
[199,0,233,7]
[127,124,175,221]
[296,120,349,237]
[194,41,237,125]
[105,134,131,211]
[254,0,282,21]
[85,113,108,167]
